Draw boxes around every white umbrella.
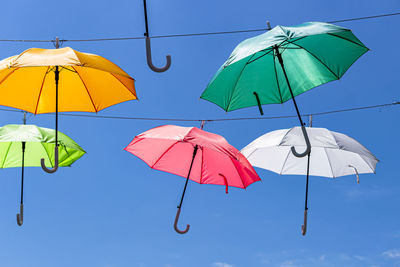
[241,126,378,235]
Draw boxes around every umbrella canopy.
[0,47,136,113]
[241,126,378,235]
[241,126,378,178]
[124,124,260,234]
[0,124,85,168]
[0,47,136,173]
[201,22,368,158]
[0,123,85,226]
[200,22,368,112]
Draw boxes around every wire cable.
[0,12,398,44]
[0,101,398,122]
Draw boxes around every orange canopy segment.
[0,47,137,114]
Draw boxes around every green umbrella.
[0,122,85,226]
[201,22,368,157]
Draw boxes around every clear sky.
[0,1,399,267]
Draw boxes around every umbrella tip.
[266,21,272,30]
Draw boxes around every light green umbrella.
[201,22,368,157]
[0,122,85,226]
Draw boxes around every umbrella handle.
[349,165,360,184]
[145,37,171,72]
[291,125,311,158]
[301,209,308,236]
[40,146,59,173]
[174,207,190,234]
[16,204,23,226]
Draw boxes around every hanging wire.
[0,101,397,122]
[0,12,398,44]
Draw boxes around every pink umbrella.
[124,124,261,234]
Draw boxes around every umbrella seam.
[72,66,98,113]
[278,128,293,146]
[226,53,257,112]
[286,40,340,80]
[71,49,133,79]
[355,152,376,174]
[246,48,274,64]
[328,130,341,150]
[228,156,245,189]
[279,148,292,175]
[0,68,18,88]
[34,66,50,114]
[1,142,13,168]
[110,73,137,100]
[326,33,368,49]
[150,140,181,169]
[323,147,336,178]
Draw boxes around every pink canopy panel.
[124,125,260,190]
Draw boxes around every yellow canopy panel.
[0,47,136,114]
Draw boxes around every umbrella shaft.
[274,46,305,126]
[304,153,310,210]
[143,0,150,36]
[20,142,26,205]
[178,145,199,209]
[55,66,59,148]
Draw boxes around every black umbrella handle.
[16,204,23,226]
[143,0,171,72]
[291,125,311,158]
[301,209,308,236]
[41,146,59,173]
[145,37,171,72]
[174,207,190,234]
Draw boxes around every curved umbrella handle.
[301,209,308,236]
[16,204,23,226]
[349,165,360,184]
[291,125,311,158]
[174,207,190,234]
[145,37,171,73]
[41,146,59,173]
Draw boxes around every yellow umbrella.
[0,46,137,173]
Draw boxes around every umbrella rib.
[327,32,367,49]
[229,157,246,189]
[279,148,292,175]
[1,142,13,168]
[34,66,50,114]
[272,49,284,103]
[0,68,18,87]
[247,48,274,64]
[286,41,340,80]
[150,140,180,169]
[72,66,98,113]
[355,153,376,174]
[323,147,336,178]
[225,54,255,111]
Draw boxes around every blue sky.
[0,1,399,267]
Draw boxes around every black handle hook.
[291,125,311,158]
[301,208,308,236]
[174,207,190,234]
[16,204,23,226]
[145,37,171,72]
[41,146,59,173]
